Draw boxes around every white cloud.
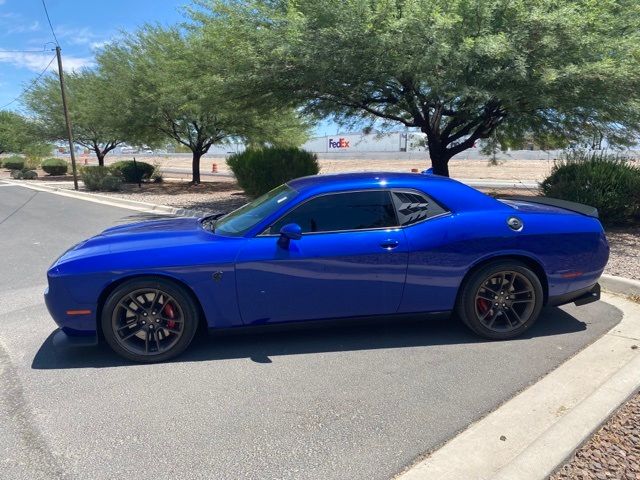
[0,51,94,73]
[7,20,40,34]
[56,25,103,46]
[89,40,111,51]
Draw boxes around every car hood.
[99,216,203,237]
[51,216,236,269]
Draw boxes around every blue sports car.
[45,172,608,362]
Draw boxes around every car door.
[235,190,409,324]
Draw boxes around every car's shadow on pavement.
[31,306,587,370]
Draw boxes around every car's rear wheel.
[456,261,544,340]
[101,277,199,363]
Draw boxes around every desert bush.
[3,155,25,170]
[41,158,68,176]
[540,150,640,226]
[22,169,38,180]
[228,147,319,197]
[99,175,124,191]
[151,162,163,183]
[81,166,122,191]
[110,160,154,183]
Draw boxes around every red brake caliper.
[477,298,490,315]
[163,303,176,329]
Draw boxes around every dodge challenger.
[45,172,608,362]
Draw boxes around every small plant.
[22,169,38,180]
[41,158,68,176]
[110,160,154,183]
[151,162,164,183]
[3,155,25,170]
[81,166,122,191]
[9,168,37,180]
[540,150,640,226]
[228,147,319,197]
[25,157,42,170]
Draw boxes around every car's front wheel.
[101,277,199,363]
[456,261,544,340]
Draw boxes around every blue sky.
[0,0,186,110]
[0,0,344,135]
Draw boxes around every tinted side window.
[270,191,397,234]
[391,190,448,226]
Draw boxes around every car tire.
[101,277,200,363]
[456,261,544,340]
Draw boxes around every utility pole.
[55,46,79,190]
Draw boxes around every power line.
[0,48,53,53]
[0,54,56,109]
[41,0,60,46]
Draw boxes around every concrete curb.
[3,180,213,218]
[600,274,640,297]
[397,292,640,480]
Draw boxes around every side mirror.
[279,223,302,240]
[278,223,302,248]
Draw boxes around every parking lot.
[0,181,623,480]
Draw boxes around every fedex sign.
[328,137,351,149]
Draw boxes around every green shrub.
[110,160,154,183]
[41,158,68,176]
[3,155,25,170]
[228,147,319,197]
[81,166,122,191]
[540,150,640,226]
[10,169,23,179]
[22,169,38,180]
[100,175,124,191]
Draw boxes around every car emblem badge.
[212,271,224,281]
[507,217,524,232]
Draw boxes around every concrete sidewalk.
[398,277,640,480]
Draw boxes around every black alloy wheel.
[456,261,544,340]
[102,277,199,363]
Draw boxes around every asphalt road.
[0,180,623,480]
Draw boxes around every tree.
[0,110,43,155]
[24,70,130,166]
[196,0,640,176]
[97,26,308,184]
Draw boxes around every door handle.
[380,240,400,250]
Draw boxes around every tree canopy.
[0,110,43,156]
[97,25,309,183]
[24,70,132,166]
[195,0,640,176]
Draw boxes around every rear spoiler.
[502,196,599,218]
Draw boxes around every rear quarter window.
[391,190,449,226]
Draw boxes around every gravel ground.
[58,179,250,214]
[550,392,640,480]
[605,228,640,281]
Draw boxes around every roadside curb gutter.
[397,276,640,480]
[3,180,212,218]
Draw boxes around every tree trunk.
[427,142,452,177]
[93,145,105,167]
[191,150,202,184]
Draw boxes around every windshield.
[213,184,298,236]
